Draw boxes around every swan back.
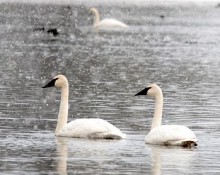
[97,18,128,28]
[57,118,126,139]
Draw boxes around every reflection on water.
[1,1,220,174]
[148,145,196,175]
[56,136,198,175]
[57,137,68,175]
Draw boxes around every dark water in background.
[1,1,220,174]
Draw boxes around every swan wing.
[97,18,128,28]
[57,118,126,139]
[145,125,197,146]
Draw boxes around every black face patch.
[42,78,58,88]
[134,87,151,96]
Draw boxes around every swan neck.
[151,94,163,129]
[56,84,69,135]
[93,10,100,26]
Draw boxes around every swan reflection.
[56,137,68,175]
[147,145,196,175]
[55,137,126,174]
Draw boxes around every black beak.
[42,78,58,88]
[134,87,151,96]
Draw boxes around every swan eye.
[42,78,58,88]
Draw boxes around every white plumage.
[135,84,197,147]
[145,125,197,146]
[42,75,126,139]
[90,8,128,30]
[58,118,126,139]
[96,18,128,28]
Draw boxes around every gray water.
[0,1,220,174]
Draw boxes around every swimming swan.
[89,8,128,29]
[42,74,126,139]
[135,84,197,147]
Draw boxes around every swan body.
[135,84,197,147]
[58,118,126,139]
[42,75,126,139]
[90,8,128,30]
[95,18,128,28]
[145,125,197,146]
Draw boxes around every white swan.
[42,74,126,139]
[89,8,128,30]
[135,84,198,147]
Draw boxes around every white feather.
[43,75,126,140]
[135,84,197,147]
[90,8,128,30]
[96,18,128,29]
[145,125,197,146]
[58,118,126,139]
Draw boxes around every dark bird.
[47,28,59,36]
[34,27,59,37]
[159,15,165,19]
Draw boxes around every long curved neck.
[151,93,163,130]
[93,10,100,26]
[55,84,69,135]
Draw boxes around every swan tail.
[163,139,198,147]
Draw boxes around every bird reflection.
[149,145,161,175]
[147,145,196,175]
[55,136,125,174]
[56,137,68,175]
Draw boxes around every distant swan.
[135,84,197,147]
[42,74,126,139]
[89,7,128,30]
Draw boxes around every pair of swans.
[42,75,197,147]
[89,8,128,30]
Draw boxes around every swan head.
[89,8,98,15]
[135,84,162,98]
[42,74,68,89]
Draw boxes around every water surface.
[0,1,220,174]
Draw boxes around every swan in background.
[89,7,128,30]
[135,84,197,147]
[42,74,126,139]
